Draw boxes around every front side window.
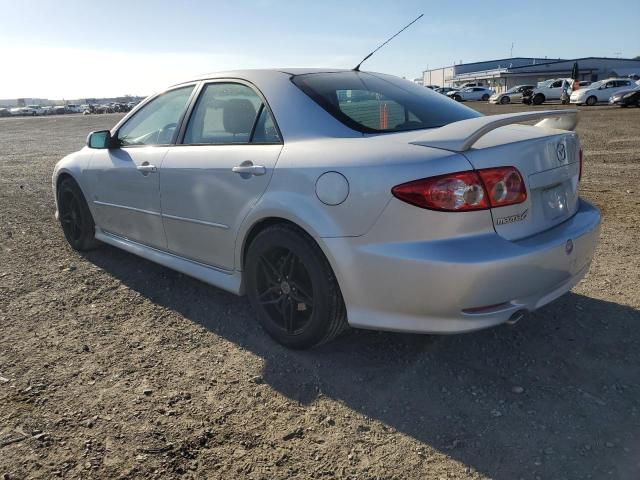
[117,86,194,147]
[183,83,280,144]
[292,71,479,133]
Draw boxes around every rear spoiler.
[410,109,578,152]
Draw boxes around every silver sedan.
[53,69,600,348]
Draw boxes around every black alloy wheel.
[57,177,100,251]
[255,246,314,336]
[245,224,347,349]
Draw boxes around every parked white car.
[489,85,535,104]
[10,107,36,116]
[27,105,43,115]
[447,87,494,102]
[570,78,637,106]
[530,78,572,105]
[52,69,600,349]
[65,104,81,113]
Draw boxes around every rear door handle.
[232,161,266,177]
[137,163,157,174]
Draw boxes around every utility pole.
[510,42,514,58]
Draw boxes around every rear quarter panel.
[234,136,474,267]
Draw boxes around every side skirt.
[94,228,243,295]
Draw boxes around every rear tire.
[586,96,597,106]
[245,224,347,349]
[57,177,100,251]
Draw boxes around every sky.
[1,0,639,99]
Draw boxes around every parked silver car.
[53,69,600,348]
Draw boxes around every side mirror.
[87,130,114,149]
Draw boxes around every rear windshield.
[291,71,480,134]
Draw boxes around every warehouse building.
[423,57,640,93]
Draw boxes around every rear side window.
[183,83,280,145]
[292,71,480,134]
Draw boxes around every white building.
[423,57,640,93]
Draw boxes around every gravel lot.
[1,103,639,480]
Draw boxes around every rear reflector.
[392,167,526,212]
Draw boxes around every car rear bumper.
[322,199,601,334]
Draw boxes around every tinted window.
[118,86,194,146]
[292,71,480,133]
[251,105,281,143]
[183,83,279,144]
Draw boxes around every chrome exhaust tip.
[506,309,528,326]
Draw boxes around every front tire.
[245,224,347,349]
[453,95,462,102]
[586,96,597,106]
[532,94,545,105]
[57,177,100,251]
[500,96,510,104]
[481,94,490,101]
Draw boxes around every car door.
[596,80,617,101]
[547,80,564,99]
[159,81,283,271]
[471,87,484,100]
[86,84,196,249]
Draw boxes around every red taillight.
[477,167,527,207]
[578,148,583,181]
[392,171,489,211]
[392,167,526,212]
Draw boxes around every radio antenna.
[353,14,424,71]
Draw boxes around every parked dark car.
[522,87,535,105]
[609,88,640,107]
[0,108,10,117]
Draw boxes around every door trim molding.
[162,213,229,230]
[93,200,161,217]
[93,200,229,230]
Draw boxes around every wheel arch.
[239,216,322,273]
[236,215,345,301]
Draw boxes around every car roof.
[173,68,350,86]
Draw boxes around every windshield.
[291,71,480,133]
[587,81,603,89]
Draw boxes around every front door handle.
[232,161,266,177]
[137,163,157,175]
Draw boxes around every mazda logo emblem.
[565,239,574,255]
[557,143,567,162]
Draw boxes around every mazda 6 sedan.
[53,69,601,349]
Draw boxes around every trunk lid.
[463,124,581,240]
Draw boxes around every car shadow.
[82,245,640,480]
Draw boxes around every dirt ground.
[1,102,639,480]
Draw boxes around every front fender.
[52,148,93,215]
